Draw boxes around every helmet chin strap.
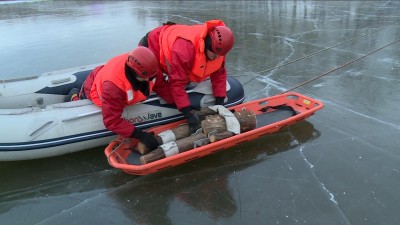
[125,63,135,76]
[205,35,213,52]
[124,64,151,96]
[125,64,143,84]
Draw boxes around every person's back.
[80,46,161,150]
[139,20,235,134]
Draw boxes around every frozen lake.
[1,1,400,225]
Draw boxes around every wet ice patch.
[250,34,264,40]
[274,36,298,43]
[0,0,44,4]
[321,183,338,205]
[299,146,314,169]
[256,76,287,93]
[344,69,363,77]
[257,76,283,86]
[312,83,326,88]
[171,16,201,24]
[381,58,400,66]
[249,33,264,36]
[374,76,393,81]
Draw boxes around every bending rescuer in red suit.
[80,46,160,150]
[138,20,235,134]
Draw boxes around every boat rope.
[256,22,399,75]
[239,22,399,89]
[281,38,400,94]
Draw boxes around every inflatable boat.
[105,92,324,175]
[0,65,245,161]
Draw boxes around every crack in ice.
[323,100,400,130]
[298,143,352,225]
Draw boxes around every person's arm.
[168,39,201,133]
[168,38,195,110]
[210,61,227,105]
[101,81,134,138]
[210,60,227,97]
[101,81,159,150]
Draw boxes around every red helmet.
[126,46,159,79]
[208,26,234,56]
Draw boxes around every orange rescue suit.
[90,53,153,106]
[159,20,226,82]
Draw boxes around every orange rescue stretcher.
[104,92,324,175]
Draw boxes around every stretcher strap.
[260,104,297,116]
[157,130,176,144]
[160,142,179,157]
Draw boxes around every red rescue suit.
[83,53,153,137]
[144,20,228,110]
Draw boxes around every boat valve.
[36,97,44,105]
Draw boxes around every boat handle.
[29,121,53,137]
[51,77,71,85]
[61,110,101,122]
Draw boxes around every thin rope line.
[257,22,399,74]
[240,22,400,88]
[282,38,400,94]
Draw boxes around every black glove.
[181,106,201,134]
[215,97,225,105]
[131,128,159,151]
